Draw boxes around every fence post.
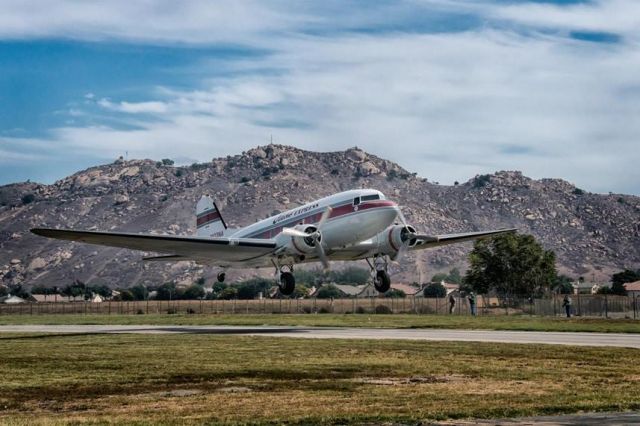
[604,294,608,319]
[576,292,581,316]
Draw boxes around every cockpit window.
[353,197,360,205]
[361,194,380,201]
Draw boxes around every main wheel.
[217,272,226,283]
[374,270,391,293]
[279,272,296,296]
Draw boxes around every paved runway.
[1,324,640,348]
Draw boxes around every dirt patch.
[356,375,467,385]
[216,386,252,393]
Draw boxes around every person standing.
[562,295,572,318]
[468,292,477,316]
[449,294,456,314]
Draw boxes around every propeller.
[392,206,436,263]
[282,206,333,270]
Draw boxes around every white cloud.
[494,0,640,39]
[2,1,639,194]
[98,99,169,114]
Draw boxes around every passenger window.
[361,194,380,201]
[353,197,360,206]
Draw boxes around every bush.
[186,308,196,314]
[161,158,175,166]
[167,307,177,314]
[240,176,251,183]
[190,163,209,171]
[175,169,184,177]
[21,193,35,204]
[473,174,491,188]
[423,283,447,298]
[573,187,585,195]
[136,309,145,315]
[318,306,333,314]
[355,306,368,314]
[316,284,342,299]
[374,304,392,314]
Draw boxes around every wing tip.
[31,227,52,237]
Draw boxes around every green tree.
[291,284,310,299]
[89,285,112,298]
[423,283,446,298]
[31,285,54,295]
[161,158,174,166]
[156,282,177,300]
[118,290,134,301]
[315,284,342,299]
[236,278,271,300]
[130,284,148,301]
[552,275,574,295]
[330,266,369,284]
[183,284,205,300]
[430,273,447,283]
[464,233,556,298]
[447,268,462,284]
[611,269,640,295]
[218,287,238,300]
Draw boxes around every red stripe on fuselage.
[248,200,397,238]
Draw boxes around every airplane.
[31,189,515,295]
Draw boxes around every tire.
[217,272,226,283]
[374,270,391,293]
[279,272,296,296]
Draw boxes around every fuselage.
[232,189,399,249]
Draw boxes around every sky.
[0,0,639,194]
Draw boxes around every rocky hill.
[1,145,639,289]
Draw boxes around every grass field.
[0,333,639,424]
[1,313,640,333]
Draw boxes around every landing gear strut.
[217,272,226,283]
[367,255,391,293]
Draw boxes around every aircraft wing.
[30,228,277,265]
[410,228,517,250]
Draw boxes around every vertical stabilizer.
[196,196,228,237]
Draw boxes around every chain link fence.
[1,294,639,318]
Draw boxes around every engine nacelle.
[375,224,418,255]
[277,225,321,256]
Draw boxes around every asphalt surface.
[1,325,640,348]
[435,412,640,425]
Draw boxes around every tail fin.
[196,195,228,237]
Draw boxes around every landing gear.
[279,271,295,296]
[367,255,392,293]
[217,272,226,283]
[374,270,391,293]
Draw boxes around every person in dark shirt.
[562,295,572,318]
[468,292,477,316]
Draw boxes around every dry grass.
[0,333,639,424]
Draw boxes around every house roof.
[334,284,366,296]
[391,283,422,295]
[624,281,640,291]
[1,295,27,304]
